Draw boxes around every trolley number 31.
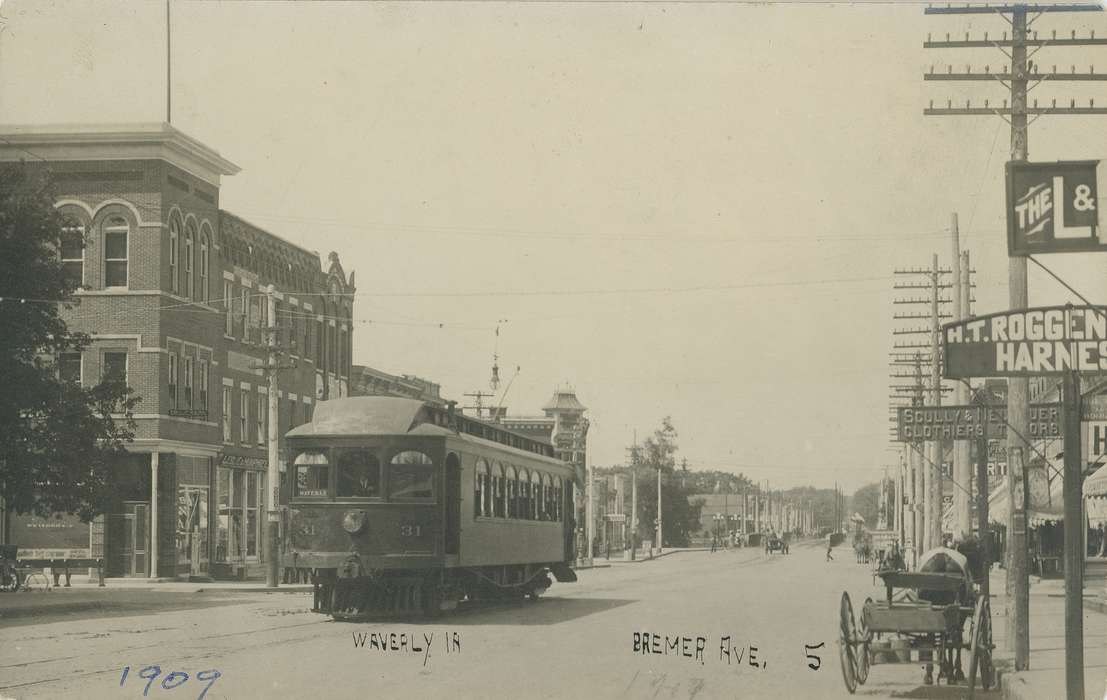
[400,524,422,537]
[120,666,221,700]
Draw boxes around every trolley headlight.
[342,510,369,535]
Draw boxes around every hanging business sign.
[1007,160,1100,255]
[943,306,1107,378]
[896,404,1061,441]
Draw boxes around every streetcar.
[285,397,579,619]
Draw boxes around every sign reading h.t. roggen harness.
[942,305,1107,379]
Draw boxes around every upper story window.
[183,355,194,408]
[224,280,234,335]
[256,391,266,445]
[198,359,208,411]
[58,352,82,384]
[198,227,210,303]
[102,351,127,386]
[389,451,434,500]
[239,388,249,442]
[222,386,232,442]
[103,217,129,288]
[168,214,181,294]
[184,222,195,300]
[59,219,85,289]
[168,352,178,407]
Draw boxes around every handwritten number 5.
[196,670,222,700]
[138,666,162,696]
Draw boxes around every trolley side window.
[336,448,381,498]
[294,449,330,497]
[389,450,434,500]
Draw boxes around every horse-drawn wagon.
[837,546,995,696]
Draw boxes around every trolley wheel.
[966,595,995,697]
[838,591,859,694]
[855,597,872,685]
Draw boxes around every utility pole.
[627,435,639,561]
[586,458,595,566]
[952,215,972,541]
[1061,370,1085,699]
[924,3,1106,672]
[929,253,942,551]
[655,464,662,552]
[265,285,280,589]
[463,391,494,420]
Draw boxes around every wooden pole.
[1062,371,1085,699]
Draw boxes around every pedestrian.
[826,540,834,562]
[711,535,717,553]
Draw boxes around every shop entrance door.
[122,502,149,577]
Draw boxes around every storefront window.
[335,448,380,498]
[389,451,434,500]
[215,468,264,564]
[246,472,259,557]
[176,485,209,574]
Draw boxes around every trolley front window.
[294,449,330,497]
[389,451,434,500]
[336,448,380,498]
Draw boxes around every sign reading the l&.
[943,306,1107,378]
[1007,160,1100,255]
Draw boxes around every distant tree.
[850,483,881,529]
[0,163,137,522]
[630,417,704,547]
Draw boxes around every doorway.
[444,453,461,555]
[121,501,149,577]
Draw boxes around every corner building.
[0,124,355,580]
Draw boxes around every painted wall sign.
[1007,160,1100,255]
[896,403,1061,441]
[943,306,1107,378]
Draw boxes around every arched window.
[475,458,489,518]
[59,217,85,289]
[389,450,433,500]
[552,477,562,521]
[184,222,195,299]
[494,463,506,517]
[531,471,541,520]
[507,466,518,518]
[168,213,181,294]
[518,469,531,520]
[199,225,211,303]
[535,473,546,521]
[103,216,129,288]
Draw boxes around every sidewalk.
[992,570,1107,700]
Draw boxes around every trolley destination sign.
[942,305,1107,378]
[895,404,1061,442]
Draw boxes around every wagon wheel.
[839,592,859,694]
[855,597,873,685]
[966,595,996,697]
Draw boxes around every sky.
[1,0,1105,493]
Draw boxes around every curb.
[0,600,126,621]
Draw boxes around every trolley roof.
[286,396,558,461]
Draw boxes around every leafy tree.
[850,482,881,529]
[629,417,703,547]
[0,163,137,523]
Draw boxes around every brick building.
[0,123,355,580]
[350,365,444,405]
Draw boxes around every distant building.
[689,493,749,536]
[350,365,443,404]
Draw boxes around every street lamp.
[712,513,723,551]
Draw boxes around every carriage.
[765,534,789,555]
[837,546,995,697]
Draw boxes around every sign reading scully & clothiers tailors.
[942,306,1107,378]
[896,404,1060,442]
[1006,160,1099,255]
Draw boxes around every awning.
[1085,463,1107,499]
[989,475,1066,527]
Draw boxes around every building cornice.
[0,122,240,187]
